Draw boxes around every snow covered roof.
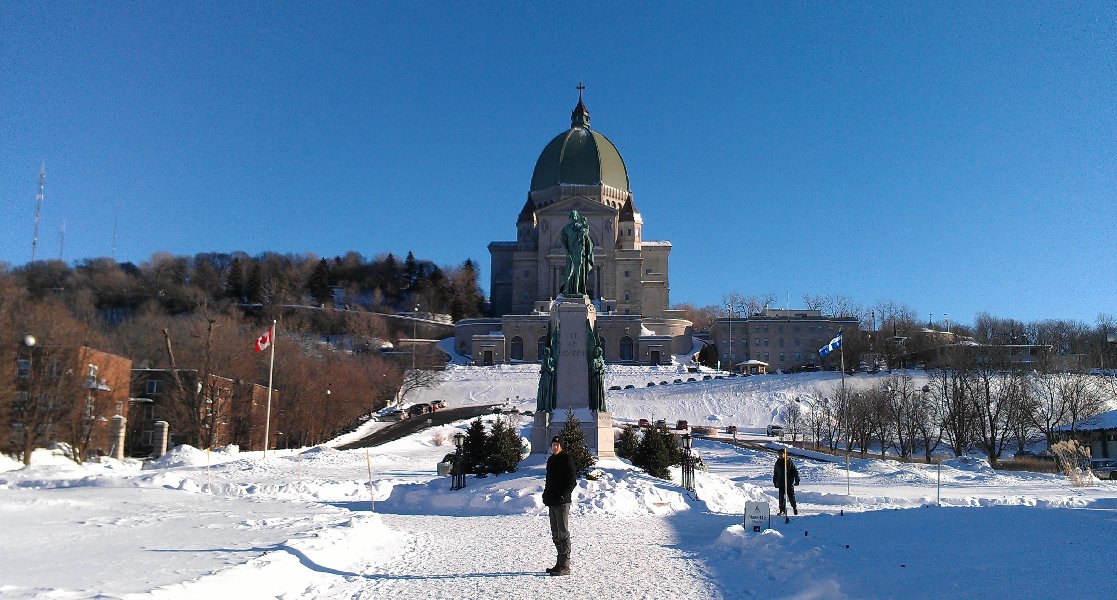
[736,360,769,366]
[1058,408,1117,432]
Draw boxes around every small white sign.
[744,501,770,532]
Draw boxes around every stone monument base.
[532,409,615,459]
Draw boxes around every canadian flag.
[253,327,273,353]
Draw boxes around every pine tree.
[558,409,596,475]
[404,251,418,291]
[308,259,333,306]
[486,416,523,474]
[226,258,245,301]
[461,417,488,474]
[633,424,681,480]
[246,263,263,304]
[616,425,639,461]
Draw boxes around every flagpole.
[263,320,276,458]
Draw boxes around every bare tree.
[396,368,444,405]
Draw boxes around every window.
[620,337,634,361]
[763,338,769,347]
[795,352,801,361]
[16,359,31,379]
[624,270,630,277]
[624,291,630,301]
[645,268,652,274]
[146,380,162,395]
[48,360,63,378]
[779,353,785,363]
[778,325,784,333]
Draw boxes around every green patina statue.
[559,210,594,297]
[587,322,606,412]
[537,324,560,413]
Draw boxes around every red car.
[676,420,689,431]
[638,418,651,428]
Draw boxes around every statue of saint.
[589,346,606,412]
[537,346,556,413]
[559,210,594,296]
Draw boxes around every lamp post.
[451,431,466,490]
[727,302,733,373]
[412,304,420,371]
[681,432,696,498]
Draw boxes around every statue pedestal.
[531,295,615,459]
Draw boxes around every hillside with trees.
[1,250,486,461]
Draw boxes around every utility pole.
[31,163,45,262]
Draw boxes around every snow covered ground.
[2,366,1116,599]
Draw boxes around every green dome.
[529,99,630,193]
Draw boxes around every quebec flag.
[818,331,842,358]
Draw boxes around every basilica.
[453,92,693,365]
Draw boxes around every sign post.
[744,501,771,532]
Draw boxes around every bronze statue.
[589,346,606,412]
[537,346,556,413]
[559,210,594,297]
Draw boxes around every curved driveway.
[337,405,498,450]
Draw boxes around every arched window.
[620,336,634,361]
[510,337,523,361]
[538,336,548,361]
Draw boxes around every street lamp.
[681,432,697,498]
[726,302,733,373]
[412,304,420,371]
[451,431,466,490]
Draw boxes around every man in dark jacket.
[773,448,800,515]
[542,436,576,576]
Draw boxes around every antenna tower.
[31,163,45,262]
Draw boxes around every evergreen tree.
[633,424,681,479]
[404,251,418,291]
[615,425,640,461]
[558,409,596,475]
[226,258,245,301]
[308,259,333,306]
[486,416,523,474]
[461,417,488,474]
[246,263,263,304]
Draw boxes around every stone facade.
[463,93,692,364]
[708,309,861,372]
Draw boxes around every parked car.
[1091,459,1117,480]
[408,403,432,417]
[380,408,407,422]
[609,385,622,390]
[655,419,667,429]
[647,382,656,387]
[673,379,683,384]
[766,424,783,437]
[660,381,669,385]
[624,384,635,389]
[676,420,689,431]
[702,375,713,380]
[638,418,651,428]
[432,400,447,409]
[725,425,738,435]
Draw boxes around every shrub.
[615,426,639,460]
[632,424,681,480]
[558,409,597,475]
[1051,440,1093,487]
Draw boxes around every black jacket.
[773,456,800,489]
[543,451,577,506]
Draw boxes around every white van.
[766,424,783,437]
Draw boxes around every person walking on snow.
[542,436,576,576]
[773,448,800,515]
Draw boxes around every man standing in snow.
[773,448,800,515]
[543,436,576,576]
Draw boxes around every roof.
[1058,408,1117,432]
[529,99,629,192]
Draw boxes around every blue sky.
[2,2,1113,325]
